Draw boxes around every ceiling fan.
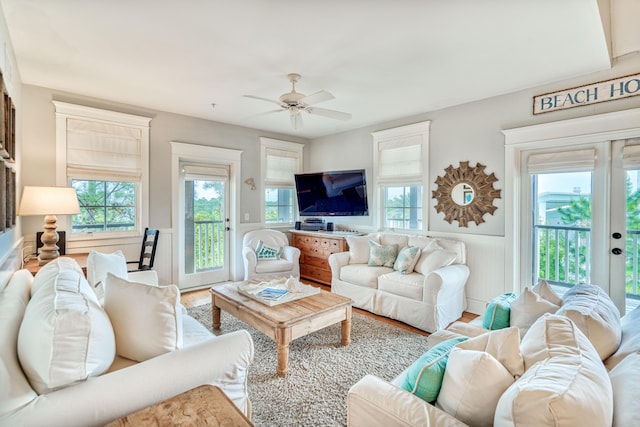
[244,73,352,130]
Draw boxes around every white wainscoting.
[153,228,173,286]
[427,231,505,315]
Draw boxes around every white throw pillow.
[496,314,613,427]
[609,352,640,427]
[346,235,379,264]
[510,287,559,336]
[532,279,563,306]
[86,250,128,299]
[18,268,115,394]
[414,247,457,276]
[103,273,183,362]
[556,283,621,360]
[605,305,640,370]
[436,348,515,427]
[455,326,524,378]
[31,256,85,297]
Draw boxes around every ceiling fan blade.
[306,107,352,121]
[243,94,285,107]
[299,90,334,106]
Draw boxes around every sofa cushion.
[378,271,424,300]
[255,239,283,259]
[377,232,409,250]
[104,273,183,362]
[399,337,467,403]
[510,287,559,336]
[482,292,517,330]
[346,235,380,264]
[340,264,390,289]
[496,313,613,427]
[393,245,421,274]
[18,267,115,394]
[367,241,398,267]
[556,283,621,360]
[436,348,515,427]
[414,246,457,276]
[455,326,524,378]
[605,304,640,370]
[255,259,294,274]
[609,352,640,427]
[532,279,563,306]
[86,250,128,300]
[0,270,37,414]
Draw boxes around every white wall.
[309,52,640,313]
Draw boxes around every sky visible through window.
[538,170,640,195]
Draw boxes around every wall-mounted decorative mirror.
[432,161,501,227]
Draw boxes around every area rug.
[187,304,429,427]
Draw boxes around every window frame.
[372,121,430,232]
[260,137,304,227]
[54,101,151,242]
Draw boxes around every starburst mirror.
[432,161,501,227]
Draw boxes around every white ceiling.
[1,0,612,139]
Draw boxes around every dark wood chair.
[127,228,159,272]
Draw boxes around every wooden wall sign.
[533,72,640,114]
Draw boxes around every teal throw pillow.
[255,240,283,260]
[393,245,421,274]
[483,292,517,330]
[399,336,468,403]
[368,241,398,267]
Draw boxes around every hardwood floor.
[181,281,478,337]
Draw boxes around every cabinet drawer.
[304,255,329,269]
[300,265,332,285]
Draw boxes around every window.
[54,102,150,238]
[372,121,430,231]
[260,138,303,225]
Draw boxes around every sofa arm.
[423,264,470,304]
[282,246,301,277]
[242,246,258,279]
[328,251,351,280]
[347,375,468,427]
[2,330,254,427]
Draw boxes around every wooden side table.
[24,253,89,277]
[105,385,253,427]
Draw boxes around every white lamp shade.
[17,186,81,216]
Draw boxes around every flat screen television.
[294,169,369,216]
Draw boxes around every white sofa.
[329,233,470,333]
[347,283,640,427]
[0,257,254,427]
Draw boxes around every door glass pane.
[532,172,592,295]
[625,170,640,311]
[184,179,225,274]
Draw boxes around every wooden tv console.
[291,230,349,286]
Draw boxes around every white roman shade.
[377,135,423,182]
[528,149,596,174]
[623,144,640,169]
[264,148,300,186]
[183,164,229,180]
[66,118,142,181]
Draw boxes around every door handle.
[612,248,623,255]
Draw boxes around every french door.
[178,164,230,289]
[524,139,640,314]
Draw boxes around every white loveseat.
[347,283,640,427]
[0,257,254,427]
[329,233,470,333]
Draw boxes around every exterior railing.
[534,224,640,300]
[193,219,225,271]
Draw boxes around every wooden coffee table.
[210,282,352,377]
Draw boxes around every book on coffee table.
[255,287,289,300]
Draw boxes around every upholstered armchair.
[242,229,300,281]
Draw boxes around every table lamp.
[17,186,81,266]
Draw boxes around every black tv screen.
[295,169,369,216]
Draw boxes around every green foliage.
[72,180,136,231]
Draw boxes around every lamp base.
[38,214,60,266]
